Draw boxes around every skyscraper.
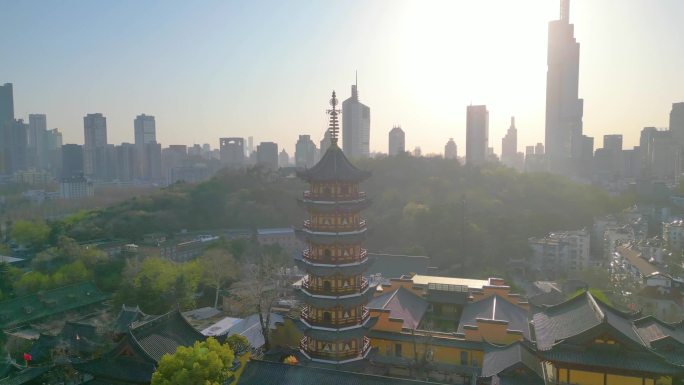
[219,137,245,167]
[295,135,317,168]
[445,138,458,160]
[83,113,108,179]
[134,114,156,146]
[501,117,518,168]
[0,83,13,125]
[466,105,489,165]
[670,102,684,144]
[134,114,158,180]
[256,142,278,171]
[0,83,15,174]
[28,114,47,169]
[342,77,370,159]
[388,126,405,156]
[279,148,290,168]
[545,0,584,175]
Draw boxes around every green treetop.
[151,337,235,385]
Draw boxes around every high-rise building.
[83,113,108,179]
[320,128,332,156]
[134,114,158,180]
[445,138,458,160]
[545,0,584,175]
[144,142,162,181]
[247,136,254,155]
[670,102,684,144]
[501,117,518,167]
[5,119,28,173]
[114,143,137,182]
[466,105,489,165]
[603,134,623,152]
[27,114,47,169]
[279,148,290,168]
[388,126,405,156]
[134,114,156,146]
[342,78,370,159]
[220,137,245,167]
[0,83,15,174]
[256,142,278,171]
[45,128,63,175]
[0,83,13,125]
[61,144,84,178]
[295,135,317,168]
[162,145,188,180]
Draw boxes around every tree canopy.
[151,338,235,385]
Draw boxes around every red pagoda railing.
[299,336,370,360]
[303,219,367,233]
[301,276,368,295]
[302,248,367,264]
[300,305,369,327]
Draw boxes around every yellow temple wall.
[557,367,661,385]
[371,337,483,367]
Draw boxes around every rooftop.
[297,144,371,183]
[411,275,489,289]
[367,287,428,329]
[457,295,531,341]
[617,245,658,276]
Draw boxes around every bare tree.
[200,248,238,308]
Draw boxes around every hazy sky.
[2,0,683,155]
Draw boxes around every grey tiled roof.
[481,342,542,379]
[0,366,51,385]
[533,291,642,350]
[130,309,206,362]
[457,295,531,341]
[296,144,371,183]
[365,254,430,279]
[237,360,441,385]
[367,287,428,329]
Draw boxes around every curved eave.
[295,285,376,308]
[297,198,372,212]
[295,228,367,244]
[297,170,371,183]
[294,257,371,276]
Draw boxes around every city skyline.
[2,0,684,155]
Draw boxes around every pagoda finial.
[327,90,340,145]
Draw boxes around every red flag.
[23,353,32,362]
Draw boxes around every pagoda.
[295,91,375,364]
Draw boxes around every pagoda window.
[323,280,332,291]
[324,187,332,195]
[341,185,349,194]
[324,249,332,258]
[323,311,332,322]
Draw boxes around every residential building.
[663,219,684,251]
[83,113,108,179]
[61,144,84,178]
[388,126,405,156]
[529,229,590,275]
[466,105,488,165]
[545,0,584,175]
[342,79,370,159]
[27,114,47,169]
[4,119,28,173]
[134,114,157,179]
[59,175,94,199]
[670,102,684,144]
[0,83,14,174]
[256,141,278,170]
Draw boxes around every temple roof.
[237,359,440,385]
[532,291,642,351]
[0,282,109,329]
[128,309,206,362]
[297,144,370,183]
[113,305,149,334]
[481,342,543,383]
[457,295,531,341]
[0,366,52,385]
[367,287,428,329]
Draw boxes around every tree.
[151,338,235,385]
[10,220,50,249]
[226,334,250,355]
[200,249,238,309]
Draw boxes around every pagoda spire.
[326,91,340,145]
